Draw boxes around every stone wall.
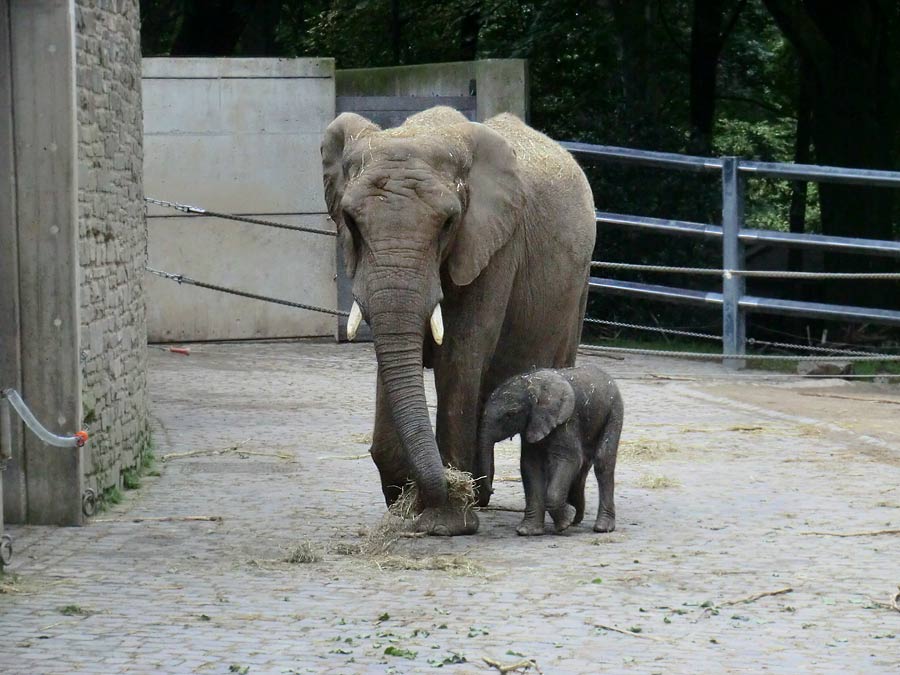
[75,0,150,493]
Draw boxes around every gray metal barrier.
[562,142,900,366]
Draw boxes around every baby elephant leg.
[567,460,591,526]
[593,414,622,533]
[545,453,581,533]
[517,444,547,535]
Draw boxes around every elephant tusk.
[430,304,444,345]
[347,301,363,341]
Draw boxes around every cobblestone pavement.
[1,340,898,674]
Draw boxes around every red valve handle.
[74,430,89,447]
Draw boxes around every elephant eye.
[442,215,454,231]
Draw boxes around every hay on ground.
[636,473,681,489]
[373,554,484,576]
[619,439,679,462]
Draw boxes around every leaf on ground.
[384,646,417,659]
[427,652,466,666]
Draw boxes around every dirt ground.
[1,340,898,674]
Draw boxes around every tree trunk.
[609,0,660,147]
[763,0,899,309]
[169,0,245,56]
[391,0,403,65]
[787,56,812,272]
[460,1,481,61]
[688,0,725,154]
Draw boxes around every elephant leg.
[545,446,581,533]
[370,372,411,507]
[568,458,591,525]
[593,416,622,533]
[517,444,547,536]
[434,272,515,508]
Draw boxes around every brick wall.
[75,0,150,493]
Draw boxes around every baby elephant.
[479,363,623,535]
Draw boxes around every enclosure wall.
[75,0,151,496]
[336,59,528,122]
[142,58,337,342]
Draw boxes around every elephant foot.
[516,518,545,536]
[550,504,577,533]
[593,514,616,533]
[415,504,479,536]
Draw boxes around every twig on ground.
[718,587,793,606]
[162,439,294,462]
[798,392,900,406]
[483,656,543,674]
[801,529,900,537]
[592,623,668,642]
[92,515,222,523]
[648,374,697,381]
[316,454,369,460]
[478,506,524,513]
[868,587,900,613]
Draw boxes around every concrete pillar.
[2,0,83,525]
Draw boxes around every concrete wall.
[75,0,150,498]
[143,58,337,342]
[336,59,528,122]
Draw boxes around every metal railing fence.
[562,142,900,366]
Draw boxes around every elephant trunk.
[475,418,498,500]
[369,301,448,509]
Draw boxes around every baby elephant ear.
[525,374,576,443]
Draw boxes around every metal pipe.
[595,212,900,257]
[738,228,900,258]
[739,160,900,187]
[561,139,900,185]
[588,278,724,307]
[562,142,723,172]
[588,279,900,327]
[739,296,900,327]
[721,158,746,368]
[596,212,723,239]
[0,389,86,448]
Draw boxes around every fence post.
[721,157,746,369]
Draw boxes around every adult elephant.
[321,106,596,535]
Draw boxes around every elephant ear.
[525,373,576,443]
[448,123,525,287]
[321,113,380,276]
